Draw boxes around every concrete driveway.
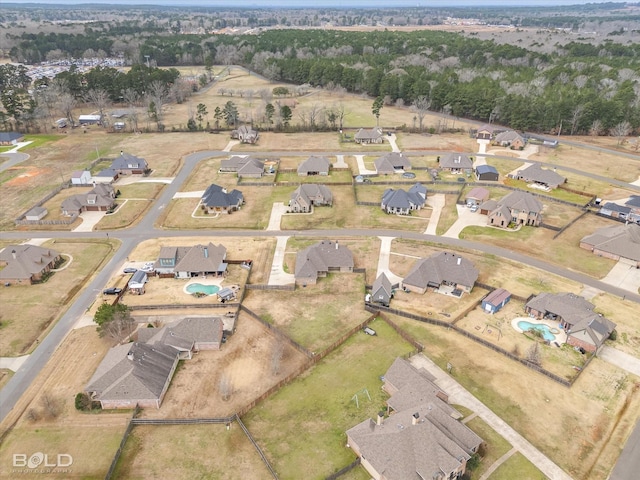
[334,155,348,168]
[72,211,106,232]
[268,235,295,285]
[173,190,205,199]
[116,176,174,185]
[443,205,488,239]
[601,259,640,294]
[266,202,288,231]
[386,133,400,152]
[354,155,377,175]
[598,347,640,377]
[424,193,445,235]
[376,236,404,285]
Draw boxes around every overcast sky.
[6,1,623,7]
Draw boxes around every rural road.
[0,151,30,173]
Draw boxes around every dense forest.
[1,3,640,134]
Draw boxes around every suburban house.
[525,293,616,352]
[354,127,383,144]
[200,184,244,214]
[475,124,494,141]
[374,152,411,174]
[475,165,499,182]
[480,191,543,228]
[514,163,566,189]
[297,156,331,176]
[24,206,48,221]
[580,223,640,267]
[92,168,119,184]
[0,244,61,285]
[71,170,92,185]
[61,184,116,216]
[0,132,25,145]
[599,202,632,220]
[381,183,427,215]
[294,240,354,286]
[465,186,490,206]
[154,243,228,278]
[482,288,511,314]
[625,196,640,220]
[289,184,333,213]
[86,316,224,409]
[439,153,473,173]
[231,125,259,144]
[219,156,265,178]
[402,252,478,295]
[494,130,526,149]
[78,114,102,125]
[128,270,148,295]
[347,358,483,480]
[110,152,149,175]
[369,272,393,307]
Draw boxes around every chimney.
[127,351,134,361]
[412,412,419,426]
[11,249,16,260]
[335,241,339,250]
[457,257,461,266]
[377,411,384,426]
[120,150,124,156]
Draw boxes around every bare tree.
[219,373,233,401]
[611,121,632,145]
[147,80,170,129]
[84,88,111,127]
[526,342,542,366]
[589,119,603,137]
[271,338,285,376]
[99,307,135,341]
[307,103,323,131]
[40,392,62,420]
[334,102,349,131]
[121,87,140,132]
[411,95,431,132]
[569,105,584,135]
[58,92,77,126]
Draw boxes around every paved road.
[608,419,640,480]
[0,152,30,173]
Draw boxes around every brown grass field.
[0,239,117,357]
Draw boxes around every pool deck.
[511,317,568,345]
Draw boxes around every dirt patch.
[5,166,50,187]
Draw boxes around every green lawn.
[489,452,546,480]
[465,417,513,480]
[21,134,66,151]
[243,318,414,480]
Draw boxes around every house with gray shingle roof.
[0,132,24,145]
[381,183,426,215]
[354,127,383,144]
[61,183,116,216]
[231,125,259,144]
[289,184,332,212]
[85,316,224,409]
[599,202,632,220]
[525,293,616,352]
[0,244,61,285]
[370,272,393,306]
[580,223,640,267]
[374,152,411,175]
[475,164,499,181]
[494,130,525,149]
[294,240,354,285]
[110,152,148,175]
[439,153,473,173]
[347,358,482,480]
[484,190,543,228]
[297,156,330,176]
[219,156,265,178]
[154,243,227,279]
[515,163,566,189]
[200,184,244,214]
[402,252,478,295]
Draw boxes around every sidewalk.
[409,353,573,480]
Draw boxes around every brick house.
[402,252,478,295]
[580,223,640,267]
[0,244,61,285]
[294,240,354,285]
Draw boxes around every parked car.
[123,267,137,274]
[141,265,155,273]
[103,287,122,295]
[470,205,479,212]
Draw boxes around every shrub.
[609,329,617,341]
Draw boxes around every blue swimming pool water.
[517,321,556,342]
[186,283,220,295]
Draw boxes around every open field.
[0,239,117,357]
[243,317,415,480]
[459,213,618,279]
[591,294,640,357]
[397,131,478,151]
[113,424,273,480]
[242,273,369,353]
[137,312,309,419]
[390,318,640,480]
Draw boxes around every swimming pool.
[186,283,220,295]
[517,321,557,342]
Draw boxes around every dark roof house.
[110,152,148,175]
[0,132,25,145]
[374,152,411,174]
[381,183,426,215]
[370,272,393,306]
[295,240,354,285]
[475,164,499,181]
[484,191,543,228]
[297,156,330,176]
[200,184,244,214]
[61,184,116,216]
[0,244,61,284]
[231,125,259,144]
[402,252,478,295]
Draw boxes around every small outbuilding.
[482,288,511,314]
[475,165,499,182]
[465,187,490,206]
[128,270,148,295]
[24,206,48,221]
[71,170,92,185]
